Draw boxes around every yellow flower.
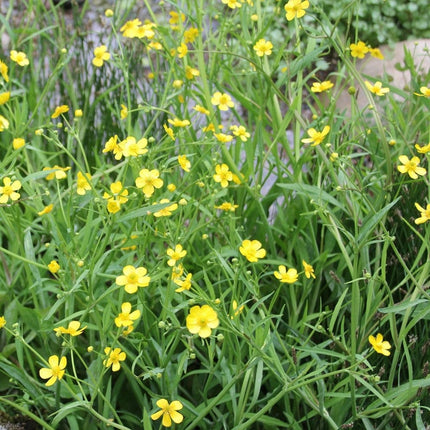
[193,104,210,115]
[0,177,21,203]
[103,347,126,372]
[38,204,54,216]
[368,333,391,356]
[39,355,67,386]
[301,125,330,146]
[415,86,430,97]
[163,124,175,140]
[43,165,71,180]
[214,132,233,143]
[105,8,114,17]
[51,105,69,119]
[185,66,200,80]
[369,47,384,59]
[178,154,191,172]
[302,260,316,279]
[168,118,190,127]
[350,41,369,59]
[171,264,184,282]
[215,202,238,212]
[120,104,128,120]
[310,81,334,93]
[48,260,60,274]
[0,316,6,329]
[54,321,86,337]
[211,92,234,111]
[184,27,199,43]
[365,81,390,96]
[10,50,29,66]
[167,244,187,267]
[102,135,119,154]
[136,23,156,40]
[230,300,245,319]
[92,45,110,67]
[151,399,184,427]
[0,60,9,82]
[174,273,192,292]
[169,11,185,29]
[115,302,141,327]
[153,199,178,217]
[12,138,25,150]
[253,39,273,57]
[213,163,233,188]
[177,43,188,58]
[77,172,92,195]
[103,181,129,214]
[0,91,10,105]
[239,239,266,262]
[415,143,430,154]
[414,203,430,224]
[120,19,142,38]
[186,305,219,338]
[0,115,9,132]
[284,0,309,21]
[274,265,298,283]
[222,0,242,8]
[135,168,163,197]
[397,155,426,179]
[230,125,250,142]
[116,265,150,294]
[119,136,148,157]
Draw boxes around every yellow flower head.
[350,41,369,59]
[253,39,273,57]
[119,136,148,157]
[415,86,430,97]
[178,154,191,172]
[215,202,238,212]
[184,27,199,43]
[115,302,141,327]
[13,138,25,150]
[414,202,430,224]
[186,305,219,338]
[310,81,334,93]
[301,125,330,146]
[222,0,242,8]
[239,239,266,262]
[120,104,128,120]
[0,115,9,132]
[103,347,126,371]
[174,273,192,292]
[163,124,175,140]
[0,91,10,105]
[38,204,54,216]
[193,104,210,115]
[135,168,163,197]
[0,60,9,82]
[151,399,184,427]
[274,265,298,283]
[48,260,60,274]
[302,260,316,279]
[51,105,69,119]
[369,47,384,59]
[77,172,92,195]
[211,92,234,111]
[103,181,129,214]
[368,333,391,356]
[43,165,71,180]
[185,66,200,80]
[10,50,29,66]
[168,118,190,127]
[92,45,110,67]
[230,125,250,142]
[415,143,430,154]
[397,155,426,179]
[167,244,187,267]
[153,199,178,217]
[365,81,390,96]
[120,18,142,38]
[284,0,309,21]
[116,265,150,294]
[54,321,86,337]
[39,355,67,386]
[0,316,6,329]
[0,177,21,203]
[213,163,233,188]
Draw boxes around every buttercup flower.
[365,81,390,96]
[103,135,119,154]
[153,199,178,217]
[10,50,29,66]
[0,91,10,105]
[38,204,53,216]
[39,355,67,386]
[115,302,141,327]
[116,265,150,294]
[54,321,86,337]
[104,347,126,371]
[120,104,128,120]
[301,125,330,146]
[211,92,234,111]
[213,164,233,188]
[151,399,184,427]
[368,333,391,356]
[350,41,369,59]
[0,177,21,203]
[284,0,309,21]
[184,27,199,43]
[193,104,209,115]
[0,316,6,329]
[186,305,219,338]
[274,266,298,283]
[185,66,200,80]
[230,300,244,319]
[13,138,25,150]
[174,273,192,292]
[369,47,384,59]
[302,260,316,279]
[48,260,60,274]
[51,105,69,119]
[92,45,110,67]
[239,239,266,262]
[177,43,188,58]
[120,18,142,38]
[230,125,250,142]
[168,118,190,127]
[135,168,163,197]
[214,132,233,143]
[167,244,187,267]
[415,143,430,154]
[215,202,238,212]
[103,181,128,214]
[77,172,92,195]
[178,155,191,172]
[253,39,273,57]
[222,0,242,8]
[397,155,426,179]
[310,81,334,93]
[0,60,9,82]
[414,203,430,224]
[43,165,71,180]
[119,136,148,157]
[169,11,185,29]
[0,115,9,132]
[415,86,430,97]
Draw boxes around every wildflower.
[43,165,71,180]
[0,91,10,105]
[301,125,330,146]
[136,23,156,39]
[39,355,67,386]
[239,239,266,262]
[414,203,430,224]
[369,47,384,59]
[0,316,5,329]
[397,155,426,179]
[193,104,209,115]
[214,132,233,143]
[0,177,21,203]
[230,300,244,319]
[153,199,178,217]
[35,128,43,135]
[103,181,129,214]
[350,41,369,59]
[168,118,190,127]
[185,66,200,80]
[415,86,430,97]
[115,302,141,327]
[167,244,187,267]
[253,39,273,57]
[102,135,119,154]
[135,168,163,197]
[77,172,92,196]
[184,27,199,43]
[120,19,142,38]
[116,265,150,294]
[0,60,9,82]
[120,104,128,120]
[167,183,176,192]
[148,41,163,50]
[213,164,233,188]
[415,143,430,154]
[215,202,238,212]
[0,115,9,132]
[92,45,110,67]
[119,136,148,157]
[222,0,242,8]
[163,124,175,140]
[302,260,316,279]
[54,321,86,337]
[211,92,234,111]
[75,109,83,117]
[171,264,184,282]
[151,399,184,427]
[310,81,334,93]
[174,273,192,292]
[177,43,188,58]
[274,265,298,283]
[230,125,250,142]
[51,105,69,119]
[365,81,390,96]
[48,260,60,274]
[38,204,53,216]
[178,155,191,172]
[10,50,29,66]
[284,0,309,21]
[105,8,114,17]
[103,347,126,371]
[186,305,219,338]
[330,152,339,162]
[368,333,391,356]
[169,11,185,30]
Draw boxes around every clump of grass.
[0,0,429,428]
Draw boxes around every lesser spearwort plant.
[0,0,429,428]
